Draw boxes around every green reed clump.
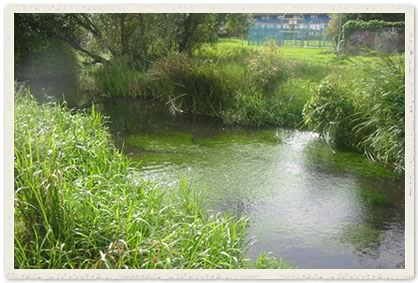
[302,75,356,148]
[14,86,290,269]
[245,44,291,95]
[254,252,293,269]
[352,54,405,172]
[303,54,405,172]
[94,58,148,97]
[148,53,235,118]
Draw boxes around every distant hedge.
[342,20,405,39]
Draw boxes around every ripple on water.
[103,99,404,269]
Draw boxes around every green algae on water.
[125,132,197,153]
[339,223,381,251]
[303,141,395,178]
[359,188,391,206]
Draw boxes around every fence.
[248,18,332,48]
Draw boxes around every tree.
[15,14,109,65]
[176,13,219,55]
[224,14,254,40]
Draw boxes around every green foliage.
[246,46,291,95]
[255,252,293,269]
[94,59,147,97]
[325,14,405,46]
[303,76,356,148]
[224,92,284,127]
[14,86,292,269]
[16,39,80,84]
[342,20,405,40]
[351,54,405,171]
[14,14,82,68]
[222,14,255,38]
[149,53,235,117]
[303,54,405,172]
[176,14,220,55]
[149,45,294,127]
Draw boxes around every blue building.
[248,13,332,47]
[253,13,331,30]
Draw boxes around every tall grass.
[148,46,295,127]
[94,59,148,97]
[302,54,405,172]
[352,54,405,171]
[148,53,235,118]
[14,85,291,269]
[89,39,349,128]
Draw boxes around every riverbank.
[87,39,404,172]
[14,86,291,269]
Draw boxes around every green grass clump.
[254,252,293,269]
[14,86,290,269]
[302,54,405,172]
[149,48,296,127]
[94,59,148,97]
[148,53,235,118]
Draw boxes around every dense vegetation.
[303,54,405,172]
[324,13,405,48]
[14,13,406,269]
[14,86,291,269]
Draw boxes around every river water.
[99,97,405,269]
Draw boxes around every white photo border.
[3,3,415,279]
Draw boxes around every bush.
[151,48,293,126]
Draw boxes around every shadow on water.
[99,97,405,269]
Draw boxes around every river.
[99,97,405,269]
